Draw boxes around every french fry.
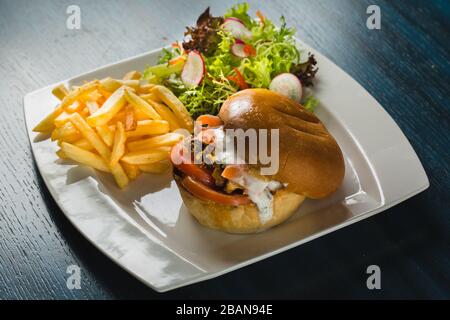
[146,99,181,131]
[60,80,98,109]
[127,132,183,152]
[73,138,94,151]
[56,149,67,159]
[84,89,103,102]
[134,108,150,121]
[121,162,141,180]
[137,84,155,95]
[52,84,69,101]
[124,105,137,131]
[61,142,110,172]
[33,104,64,132]
[138,161,171,174]
[87,86,127,126]
[65,100,84,113]
[69,114,129,187]
[123,70,142,80]
[58,122,82,142]
[121,147,171,165]
[35,74,181,188]
[110,122,126,166]
[51,129,59,141]
[80,107,90,117]
[69,113,111,161]
[54,111,72,128]
[151,85,193,131]
[110,162,129,188]
[98,88,112,100]
[124,88,161,120]
[139,92,161,102]
[121,80,140,90]
[96,125,115,147]
[138,93,153,101]
[109,110,125,124]
[86,101,99,115]
[99,77,123,92]
[125,120,169,138]
[100,77,139,92]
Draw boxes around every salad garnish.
[143,3,319,118]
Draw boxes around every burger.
[170,89,345,233]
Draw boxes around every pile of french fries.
[33,70,194,188]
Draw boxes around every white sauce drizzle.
[229,173,283,224]
[203,127,285,224]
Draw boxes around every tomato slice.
[196,115,223,127]
[243,44,256,57]
[177,164,216,188]
[170,141,216,188]
[182,176,251,206]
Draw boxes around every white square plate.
[24,42,429,292]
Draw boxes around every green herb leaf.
[303,94,319,112]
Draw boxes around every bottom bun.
[176,179,305,234]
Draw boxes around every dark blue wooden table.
[0,0,448,299]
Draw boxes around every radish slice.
[225,17,244,23]
[231,40,256,58]
[181,51,205,88]
[269,73,303,103]
[223,17,252,39]
[231,42,247,58]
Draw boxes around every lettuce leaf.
[183,7,223,57]
[143,3,319,118]
[224,3,255,28]
[303,95,319,112]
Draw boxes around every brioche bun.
[176,176,305,233]
[219,89,345,199]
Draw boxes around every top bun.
[219,89,345,199]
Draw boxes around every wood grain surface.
[0,0,449,299]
